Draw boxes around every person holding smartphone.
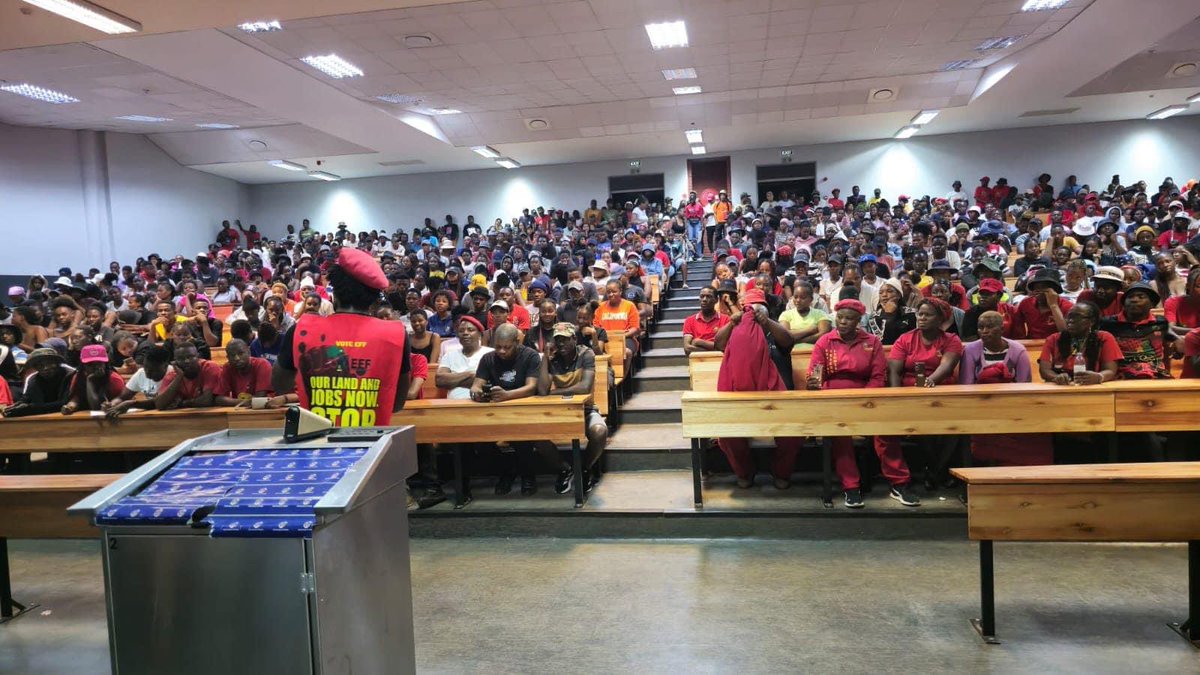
[469,324,544,496]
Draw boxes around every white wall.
[248,117,1200,236]
[0,124,243,276]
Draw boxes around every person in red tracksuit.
[806,300,891,509]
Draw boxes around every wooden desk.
[679,381,1200,507]
[0,408,285,454]
[951,462,1200,645]
[392,395,592,507]
[0,473,120,621]
[424,355,612,416]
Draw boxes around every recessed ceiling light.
[662,68,697,80]
[868,88,896,102]
[403,34,435,48]
[22,0,141,34]
[1146,105,1188,120]
[426,108,462,115]
[375,93,423,105]
[1021,0,1069,10]
[976,35,1025,51]
[673,86,702,95]
[895,126,919,139]
[301,54,363,79]
[269,160,306,171]
[1170,63,1199,78]
[685,129,703,143]
[115,115,171,122]
[472,146,501,158]
[691,145,706,155]
[195,123,239,129]
[238,20,281,33]
[1188,93,1200,104]
[309,171,341,181]
[0,82,78,104]
[495,158,521,169]
[645,21,688,50]
[941,59,980,71]
[910,110,939,125]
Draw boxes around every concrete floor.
[1,539,1196,674]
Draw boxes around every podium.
[69,426,418,675]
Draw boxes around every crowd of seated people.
[1,172,1199,504]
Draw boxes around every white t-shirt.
[439,346,494,399]
[126,366,171,397]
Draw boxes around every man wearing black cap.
[1100,282,1178,380]
[272,248,411,427]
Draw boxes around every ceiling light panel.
[691,145,706,155]
[471,146,500,158]
[495,158,520,169]
[309,171,341,181]
[685,129,703,143]
[673,86,702,95]
[1187,93,1200,104]
[976,35,1025,51]
[115,115,171,122]
[895,126,919,139]
[910,110,939,125]
[426,108,462,115]
[301,54,363,79]
[1021,0,1069,11]
[0,83,78,104]
[22,0,140,34]
[1146,105,1188,120]
[662,68,697,80]
[645,21,688,50]
[195,123,238,129]
[941,59,980,71]
[375,94,423,105]
[238,20,281,33]
[269,160,306,171]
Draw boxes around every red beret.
[742,288,766,306]
[834,299,866,315]
[457,315,484,333]
[978,278,1005,293]
[336,247,387,291]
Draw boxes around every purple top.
[958,338,1031,384]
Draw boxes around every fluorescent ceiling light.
[691,145,706,155]
[269,160,307,171]
[685,129,703,143]
[309,171,341,181]
[238,20,281,33]
[673,86,702,95]
[645,21,688,50]
[195,123,238,129]
[0,82,78,104]
[301,54,363,79]
[662,68,697,80]
[1188,93,1200,104]
[910,110,939,125]
[22,0,140,34]
[1021,0,1069,11]
[977,35,1025,51]
[941,59,980,71]
[426,108,462,115]
[471,146,500,158]
[495,158,520,169]
[115,115,171,122]
[895,126,919,139]
[375,93,423,105]
[1147,105,1188,120]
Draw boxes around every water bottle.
[1072,359,1086,385]
[914,362,926,387]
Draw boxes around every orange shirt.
[594,299,640,336]
[714,200,731,224]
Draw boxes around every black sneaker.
[584,469,599,493]
[495,473,515,495]
[520,475,538,496]
[417,485,447,510]
[844,488,865,509]
[890,485,921,507]
[555,468,574,494]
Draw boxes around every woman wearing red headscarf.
[712,287,802,489]
[805,299,886,508]
[881,297,963,502]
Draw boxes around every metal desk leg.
[1107,434,1119,463]
[452,445,467,509]
[971,540,1000,644]
[0,538,36,624]
[572,439,585,509]
[1169,540,1200,648]
[691,438,704,508]
[821,438,833,509]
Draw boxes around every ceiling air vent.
[1019,107,1080,117]
[524,118,551,130]
[378,159,426,167]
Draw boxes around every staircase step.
[632,365,690,392]
[645,331,682,350]
[607,422,690,450]
[618,390,683,424]
[656,318,684,328]
[641,346,687,367]
[661,307,698,320]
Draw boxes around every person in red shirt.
[1037,300,1121,385]
[155,342,224,409]
[1182,326,1200,379]
[974,176,992,209]
[827,188,845,211]
[683,286,730,354]
[805,300,889,508]
[1014,269,1071,339]
[1165,265,1200,336]
[1076,266,1125,318]
[1157,214,1191,251]
[884,298,964,499]
[406,353,429,400]
[216,339,274,406]
[61,344,125,414]
[487,287,531,331]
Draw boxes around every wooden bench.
[679,380,1200,508]
[392,395,593,508]
[0,473,121,621]
[951,462,1200,645]
[0,408,285,454]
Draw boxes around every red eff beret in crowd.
[337,247,388,291]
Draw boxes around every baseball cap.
[552,322,577,338]
[1092,266,1125,285]
[80,344,109,364]
[7,286,24,296]
[489,299,509,311]
[978,278,1005,293]
[567,280,584,292]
